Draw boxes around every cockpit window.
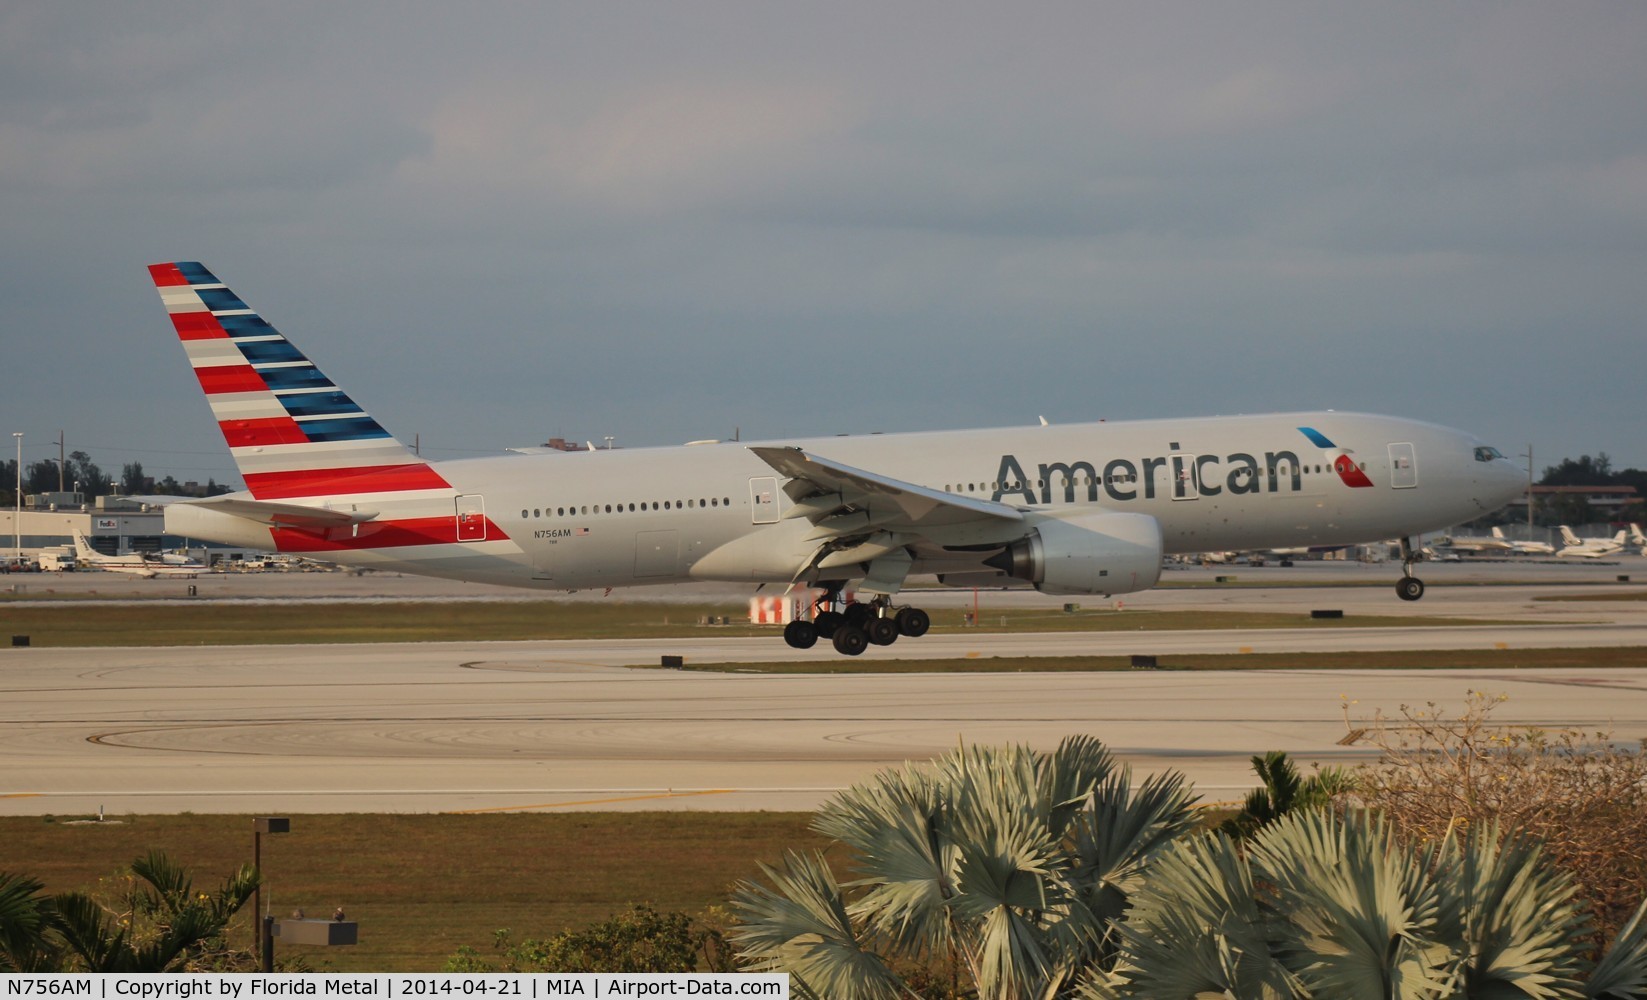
[1474,446,1505,462]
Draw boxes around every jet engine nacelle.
[984,512,1164,596]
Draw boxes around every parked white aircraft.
[1490,526,1555,556]
[1557,526,1627,559]
[1434,532,1514,554]
[72,531,204,578]
[146,262,1527,654]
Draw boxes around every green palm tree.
[0,872,63,972]
[50,851,259,973]
[731,736,1201,999]
[1091,810,1647,999]
[1220,750,1357,841]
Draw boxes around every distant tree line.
[0,456,234,506]
[1538,452,1647,526]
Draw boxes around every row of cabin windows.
[523,497,734,519]
[517,460,1373,520]
[943,462,1368,494]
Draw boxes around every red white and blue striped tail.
[150,262,451,501]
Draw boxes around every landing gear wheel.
[1396,576,1425,602]
[866,616,900,646]
[784,620,818,649]
[832,626,869,656]
[895,607,931,638]
[813,611,844,638]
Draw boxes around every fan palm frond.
[1250,810,1453,1000]
[1589,899,1647,1000]
[730,850,905,1000]
[1039,735,1119,838]
[1103,831,1304,999]
[814,764,957,956]
[1433,823,1587,999]
[1068,766,1201,930]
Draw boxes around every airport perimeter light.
[12,432,20,563]
[253,816,291,971]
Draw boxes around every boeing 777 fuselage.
[149,262,1528,654]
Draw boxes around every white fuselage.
[1558,530,1627,558]
[167,411,1527,594]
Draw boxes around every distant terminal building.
[1503,485,1639,520]
[1,495,232,563]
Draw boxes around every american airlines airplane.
[147,262,1527,654]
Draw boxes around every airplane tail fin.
[72,531,100,562]
[1491,527,1505,539]
[1559,525,1580,546]
[149,263,450,501]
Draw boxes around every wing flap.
[748,446,1023,536]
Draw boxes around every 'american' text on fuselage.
[991,447,1332,505]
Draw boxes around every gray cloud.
[1,1,1643,483]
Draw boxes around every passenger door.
[455,494,487,540]
[1388,443,1418,489]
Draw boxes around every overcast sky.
[3,2,1644,488]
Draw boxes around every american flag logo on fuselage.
[1296,426,1375,489]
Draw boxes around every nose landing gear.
[1396,536,1426,602]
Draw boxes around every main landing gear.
[1395,536,1426,602]
[782,591,932,655]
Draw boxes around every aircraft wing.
[177,497,380,530]
[748,446,1023,536]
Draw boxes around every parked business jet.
[72,531,204,578]
[1490,526,1555,556]
[1557,526,1628,559]
[1434,532,1514,554]
[147,262,1526,654]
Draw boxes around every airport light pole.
[12,432,21,564]
[1520,446,1535,539]
[253,817,291,971]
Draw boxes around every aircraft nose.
[1481,459,1528,508]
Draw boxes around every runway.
[6,560,1640,817]
[3,562,1646,815]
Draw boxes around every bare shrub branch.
[1346,690,1647,948]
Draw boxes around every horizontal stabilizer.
[178,497,379,529]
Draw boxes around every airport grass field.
[2,812,828,972]
[667,646,1647,673]
[0,598,1527,647]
